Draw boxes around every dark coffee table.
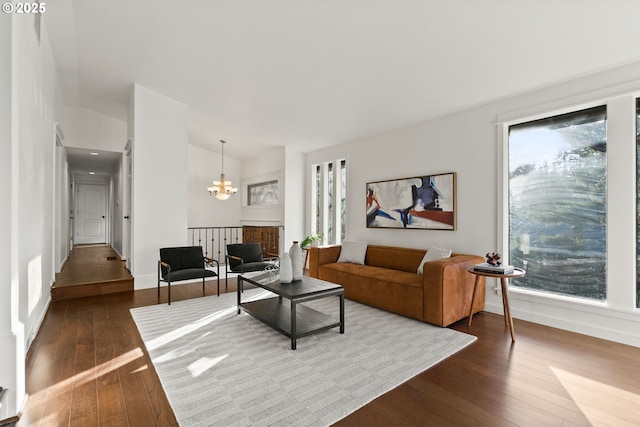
[237,272,345,350]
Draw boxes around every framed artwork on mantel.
[366,172,456,230]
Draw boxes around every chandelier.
[207,139,238,200]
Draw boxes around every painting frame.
[366,172,456,230]
[242,175,281,208]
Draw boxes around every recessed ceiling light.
[89,171,96,175]
[90,152,99,156]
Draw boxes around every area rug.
[130,289,476,427]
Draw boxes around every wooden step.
[51,278,134,301]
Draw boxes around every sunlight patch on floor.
[25,346,145,420]
[131,364,149,374]
[551,366,640,426]
[146,306,237,351]
[188,355,229,378]
[146,290,273,352]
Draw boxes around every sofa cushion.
[320,263,423,289]
[337,240,368,264]
[165,268,217,282]
[417,246,452,274]
[365,245,426,273]
[317,263,424,320]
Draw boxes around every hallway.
[52,245,134,300]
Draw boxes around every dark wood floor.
[18,247,640,426]
[51,245,134,301]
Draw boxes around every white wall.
[0,14,63,416]
[283,146,305,247]
[130,84,188,289]
[306,60,640,347]
[0,9,17,419]
[241,147,285,225]
[63,105,127,151]
[188,144,242,227]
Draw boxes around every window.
[315,165,321,232]
[507,106,607,301]
[636,98,640,308]
[340,159,347,241]
[328,162,334,240]
[311,159,347,245]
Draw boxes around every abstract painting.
[366,172,456,230]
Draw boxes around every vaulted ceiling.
[45,0,640,159]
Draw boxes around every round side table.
[467,267,526,342]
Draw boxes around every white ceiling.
[45,0,640,161]
[66,147,122,179]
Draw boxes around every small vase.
[289,241,303,281]
[280,252,293,283]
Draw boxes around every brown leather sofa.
[308,244,485,327]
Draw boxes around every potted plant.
[300,233,325,249]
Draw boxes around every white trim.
[496,78,640,125]
[54,122,65,141]
[497,98,608,128]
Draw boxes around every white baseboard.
[27,293,52,352]
[484,297,640,348]
[58,255,68,273]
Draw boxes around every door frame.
[123,138,133,271]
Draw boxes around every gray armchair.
[158,246,219,305]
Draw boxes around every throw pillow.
[417,246,452,274]
[337,240,368,265]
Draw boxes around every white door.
[76,183,107,244]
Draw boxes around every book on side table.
[473,263,515,274]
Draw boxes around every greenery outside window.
[507,105,607,301]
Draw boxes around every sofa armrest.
[308,245,341,278]
[422,254,485,326]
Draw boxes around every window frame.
[499,101,611,307]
